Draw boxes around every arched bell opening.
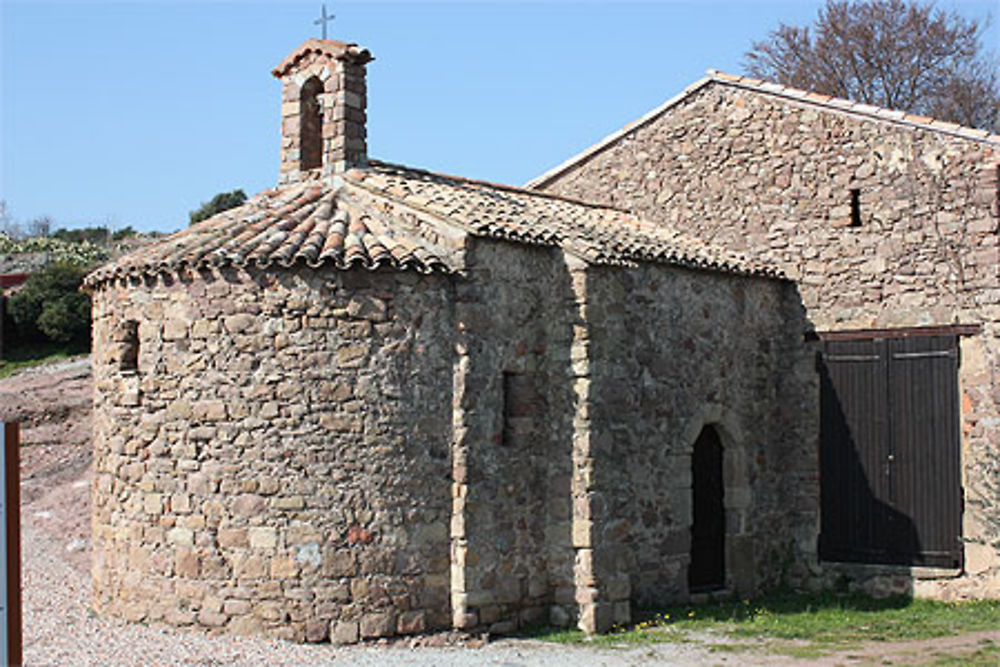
[299,76,324,171]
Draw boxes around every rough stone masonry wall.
[539,85,999,331]
[449,239,580,633]
[91,266,455,642]
[578,264,813,629]
[539,84,1000,596]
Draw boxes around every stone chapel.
[86,38,1000,644]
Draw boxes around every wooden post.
[0,293,6,362]
[0,422,21,666]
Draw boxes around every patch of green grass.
[0,342,86,378]
[706,642,755,653]
[523,591,1000,658]
[777,642,836,660]
[632,591,1000,645]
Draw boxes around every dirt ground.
[0,357,92,573]
[2,357,997,665]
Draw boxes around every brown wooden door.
[819,335,962,568]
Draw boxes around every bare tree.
[26,215,53,238]
[0,200,23,240]
[744,0,1000,132]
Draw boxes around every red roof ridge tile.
[271,38,373,78]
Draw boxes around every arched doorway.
[689,425,725,591]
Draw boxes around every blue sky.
[2,0,997,234]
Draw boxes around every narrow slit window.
[120,320,139,372]
[501,371,516,447]
[850,189,862,227]
[300,76,323,171]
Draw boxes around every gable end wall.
[538,83,1000,598]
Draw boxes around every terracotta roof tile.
[86,161,783,289]
[84,182,456,287]
[805,92,833,103]
[271,39,373,78]
[875,108,907,121]
[929,120,962,132]
[347,161,782,278]
[713,71,742,83]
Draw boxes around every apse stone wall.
[91,266,456,642]
[577,265,814,630]
[537,83,1000,596]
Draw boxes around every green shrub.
[51,226,110,246]
[0,234,108,264]
[7,263,91,347]
[190,189,247,225]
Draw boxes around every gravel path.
[25,507,998,667]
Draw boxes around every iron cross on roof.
[314,4,335,40]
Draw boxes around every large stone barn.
[529,70,1000,599]
[86,39,813,642]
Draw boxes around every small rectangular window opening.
[120,320,139,373]
[501,371,541,448]
[850,189,862,227]
[501,371,516,447]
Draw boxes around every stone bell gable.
[272,39,373,184]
